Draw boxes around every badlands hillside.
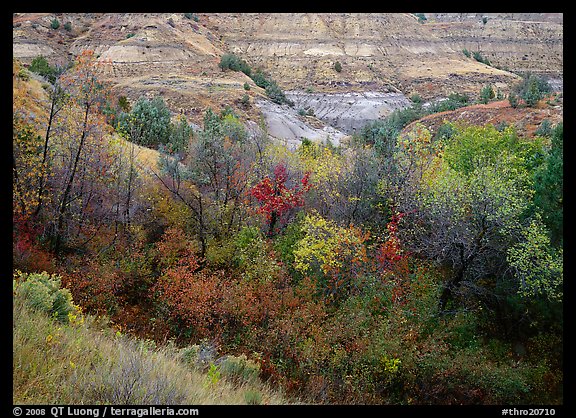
[13,12,563,143]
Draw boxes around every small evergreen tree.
[117,96,173,148]
[508,91,519,108]
[479,84,495,104]
[533,123,563,245]
[511,73,551,108]
[29,56,56,83]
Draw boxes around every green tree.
[479,84,495,104]
[512,73,551,107]
[29,56,57,83]
[117,96,172,148]
[168,115,193,154]
[507,215,562,302]
[391,124,541,311]
[155,109,258,257]
[533,123,563,245]
[49,51,112,253]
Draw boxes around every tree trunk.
[439,267,465,312]
[53,103,90,254]
[34,88,60,217]
[267,210,278,237]
[439,243,467,312]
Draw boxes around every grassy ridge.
[13,273,295,405]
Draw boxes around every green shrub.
[14,271,77,324]
[434,122,457,142]
[204,363,221,388]
[17,68,30,81]
[50,18,60,30]
[427,92,469,113]
[265,80,292,106]
[117,95,130,112]
[357,105,425,155]
[334,61,342,73]
[231,226,281,281]
[219,354,261,383]
[178,340,218,371]
[244,389,263,405]
[410,93,422,104]
[509,91,519,108]
[414,13,427,23]
[248,68,293,106]
[29,55,56,83]
[205,237,236,269]
[479,84,495,104]
[233,226,262,266]
[535,119,553,137]
[473,51,491,66]
[64,22,72,31]
[116,96,172,148]
[512,73,551,107]
[445,311,480,350]
[274,217,306,278]
[219,53,252,77]
[250,69,270,89]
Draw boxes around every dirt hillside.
[13,13,563,140]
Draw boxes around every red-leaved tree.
[250,163,311,236]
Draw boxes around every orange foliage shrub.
[13,214,54,274]
[62,258,122,315]
[151,255,225,340]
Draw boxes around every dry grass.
[13,60,50,126]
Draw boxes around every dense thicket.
[13,53,563,405]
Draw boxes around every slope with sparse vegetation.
[13,270,296,405]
